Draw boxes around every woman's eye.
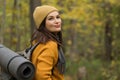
[56,16,61,19]
[48,15,61,20]
[48,17,53,20]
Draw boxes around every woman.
[31,5,66,80]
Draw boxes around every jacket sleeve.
[35,47,57,80]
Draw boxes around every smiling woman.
[46,11,62,32]
[30,5,66,80]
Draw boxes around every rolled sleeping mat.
[0,44,35,80]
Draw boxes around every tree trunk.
[104,19,113,61]
[10,0,17,48]
[70,19,78,54]
[68,19,78,60]
[29,0,41,37]
[0,0,6,44]
[15,0,21,51]
[103,2,113,61]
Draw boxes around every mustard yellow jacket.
[31,41,64,80]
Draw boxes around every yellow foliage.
[5,28,11,33]
[12,38,17,44]
[101,68,110,78]
[112,41,115,46]
[67,40,72,45]
[109,0,119,4]
[94,20,103,26]
[110,60,116,68]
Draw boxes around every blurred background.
[0,0,120,80]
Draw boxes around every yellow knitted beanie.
[33,5,58,29]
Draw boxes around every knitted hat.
[33,5,58,29]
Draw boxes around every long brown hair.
[31,18,63,46]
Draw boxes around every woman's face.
[45,11,62,32]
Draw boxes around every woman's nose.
[54,18,60,24]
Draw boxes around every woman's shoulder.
[36,40,58,49]
[44,40,58,50]
[47,40,57,46]
[35,40,58,58]
[33,40,58,56]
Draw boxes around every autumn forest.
[0,0,120,80]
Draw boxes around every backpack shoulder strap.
[24,42,40,60]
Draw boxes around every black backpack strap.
[24,42,40,60]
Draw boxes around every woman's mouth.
[55,25,61,28]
